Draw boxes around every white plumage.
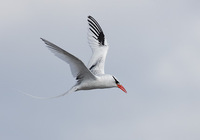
[22,16,127,99]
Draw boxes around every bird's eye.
[113,76,119,84]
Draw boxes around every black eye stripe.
[113,76,119,84]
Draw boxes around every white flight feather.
[19,16,118,99]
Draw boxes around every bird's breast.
[78,77,114,90]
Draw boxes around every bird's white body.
[76,74,116,91]
[22,16,126,99]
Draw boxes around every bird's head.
[112,76,127,93]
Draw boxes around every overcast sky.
[1,0,200,140]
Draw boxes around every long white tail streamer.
[17,87,77,100]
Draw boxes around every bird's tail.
[17,86,77,100]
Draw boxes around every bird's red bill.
[117,84,127,93]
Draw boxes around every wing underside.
[41,38,96,82]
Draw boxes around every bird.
[21,16,127,99]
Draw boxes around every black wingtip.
[88,15,92,19]
[40,38,50,46]
[40,37,45,41]
[87,16,99,25]
[87,16,105,45]
[87,15,95,22]
[40,38,48,44]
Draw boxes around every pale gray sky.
[1,0,200,140]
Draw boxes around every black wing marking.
[88,16,105,45]
[89,57,103,74]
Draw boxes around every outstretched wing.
[87,16,109,75]
[41,38,96,82]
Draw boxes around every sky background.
[1,0,200,140]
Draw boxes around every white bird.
[22,16,127,99]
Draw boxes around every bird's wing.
[87,16,109,75]
[41,38,96,82]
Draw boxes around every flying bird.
[22,16,127,99]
